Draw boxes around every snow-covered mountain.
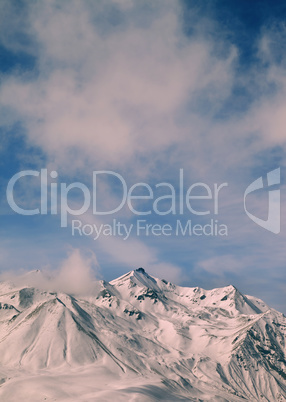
[0,268,285,401]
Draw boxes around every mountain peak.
[109,268,165,298]
[135,267,145,274]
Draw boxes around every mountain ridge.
[0,268,285,401]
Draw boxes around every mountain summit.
[0,269,285,401]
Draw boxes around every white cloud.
[0,248,99,295]
[0,0,236,174]
[55,248,99,294]
[196,254,244,277]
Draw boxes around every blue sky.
[0,0,285,312]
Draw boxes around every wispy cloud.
[0,0,236,174]
[0,0,285,311]
[0,248,99,295]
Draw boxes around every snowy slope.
[0,268,285,401]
